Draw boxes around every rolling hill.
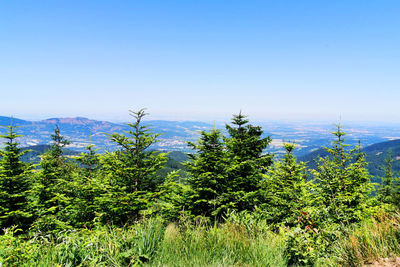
[299,139,400,181]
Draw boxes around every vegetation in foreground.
[0,109,400,266]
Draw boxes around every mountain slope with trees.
[300,139,400,180]
[0,110,399,266]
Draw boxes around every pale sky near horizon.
[1,1,399,123]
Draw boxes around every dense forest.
[1,109,400,266]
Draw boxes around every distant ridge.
[0,115,212,152]
[0,115,399,157]
[299,139,400,180]
[0,116,30,126]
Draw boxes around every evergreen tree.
[222,112,273,212]
[378,151,396,206]
[264,143,310,226]
[99,109,167,225]
[0,122,32,230]
[150,171,191,222]
[186,128,227,218]
[32,125,73,232]
[67,140,102,228]
[312,124,373,225]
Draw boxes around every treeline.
[1,109,400,265]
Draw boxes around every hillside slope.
[299,139,400,180]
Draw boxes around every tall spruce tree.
[264,143,310,226]
[32,125,73,232]
[312,124,373,225]
[0,121,32,230]
[222,112,273,213]
[186,128,227,218]
[100,109,167,225]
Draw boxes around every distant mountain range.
[0,116,212,152]
[1,116,400,157]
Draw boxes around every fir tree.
[186,128,227,218]
[264,143,310,226]
[100,109,167,225]
[0,121,32,230]
[67,140,102,228]
[32,125,73,232]
[222,112,273,212]
[150,171,191,222]
[312,124,373,225]
[378,151,395,205]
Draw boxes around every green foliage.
[2,111,399,266]
[312,124,374,226]
[0,226,38,266]
[186,128,227,218]
[222,112,273,212]
[0,122,32,230]
[99,109,167,225]
[65,141,103,228]
[284,209,342,266]
[0,216,288,267]
[154,219,286,267]
[149,171,191,222]
[31,125,74,233]
[186,113,273,220]
[283,125,375,265]
[377,151,400,210]
[262,143,311,227]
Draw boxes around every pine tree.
[99,109,167,225]
[0,121,32,230]
[186,128,227,218]
[312,124,373,225]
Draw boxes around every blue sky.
[1,1,399,122]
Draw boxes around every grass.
[1,213,400,266]
[328,213,400,267]
[0,217,287,266]
[151,221,286,267]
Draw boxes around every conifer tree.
[379,151,400,208]
[32,125,73,232]
[67,140,102,228]
[312,124,373,225]
[186,128,227,218]
[264,143,310,226]
[100,109,167,225]
[378,151,395,205]
[150,171,191,221]
[222,112,273,212]
[0,122,32,230]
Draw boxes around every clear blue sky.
[1,1,399,122]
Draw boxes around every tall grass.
[0,217,287,266]
[151,220,286,267]
[2,213,400,266]
[0,219,165,266]
[328,213,400,267]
